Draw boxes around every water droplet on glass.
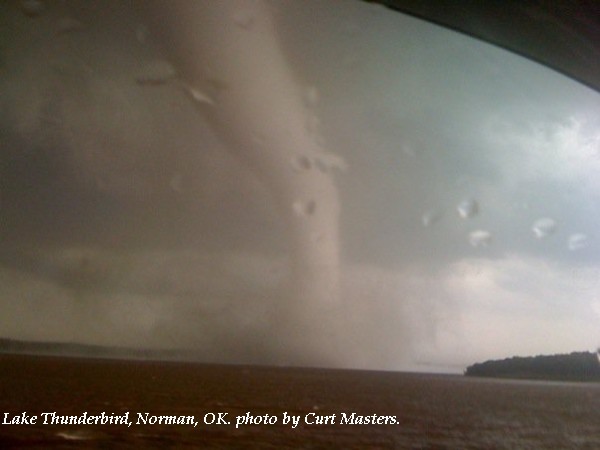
[457,199,479,219]
[293,200,317,217]
[469,230,492,248]
[233,10,254,29]
[304,86,319,107]
[532,218,557,239]
[135,60,176,85]
[20,0,45,17]
[182,84,215,106]
[422,210,442,227]
[291,155,312,172]
[568,233,589,251]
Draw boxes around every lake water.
[1,354,599,449]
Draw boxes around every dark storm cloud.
[1,0,599,369]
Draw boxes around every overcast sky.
[1,0,599,371]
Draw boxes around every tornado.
[140,0,344,356]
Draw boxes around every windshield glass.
[1,0,599,372]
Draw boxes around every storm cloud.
[1,0,599,370]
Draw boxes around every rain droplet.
[293,200,317,217]
[422,210,442,227]
[457,199,479,219]
[469,230,492,248]
[20,0,44,17]
[182,84,215,106]
[304,86,319,107]
[568,233,589,251]
[532,218,557,239]
[135,60,176,85]
[291,155,312,172]
[232,9,254,29]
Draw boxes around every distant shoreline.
[0,338,454,375]
[465,351,600,382]
[0,337,198,362]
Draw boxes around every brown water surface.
[0,354,599,448]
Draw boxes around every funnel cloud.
[1,0,599,370]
